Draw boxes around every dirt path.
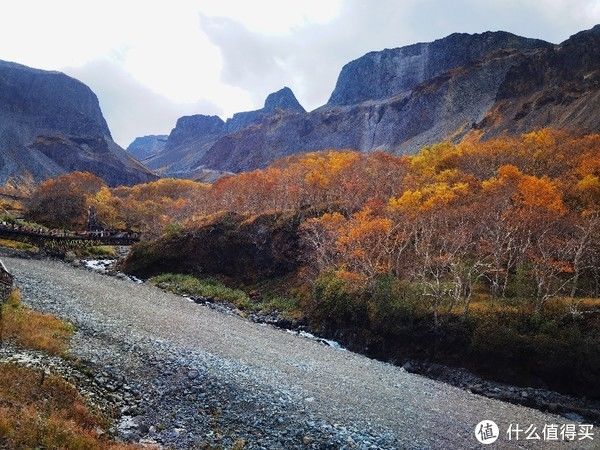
[5,256,592,449]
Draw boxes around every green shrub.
[262,295,302,318]
[506,263,536,298]
[76,245,117,258]
[163,222,184,237]
[311,271,366,328]
[366,275,425,329]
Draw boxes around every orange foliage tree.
[25,172,105,228]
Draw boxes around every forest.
[18,129,600,396]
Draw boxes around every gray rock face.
[201,52,523,172]
[143,88,305,176]
[144,115,225,175]
[169,115,225,148]
[127,135,168,161]
[141,27,599,177]
[198,27,599,173]
[0,60,156,186]
[264,87,305,112]
[327,31,551,106]
[225,86,305,133]
[478,24,600,136]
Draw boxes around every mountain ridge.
[130,26,600,177]
[140,87,306,176]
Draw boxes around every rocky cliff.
[120,209,314,281]
[143,115,225,176]
[327,31,550,106]
[136,26,600,176]
[127,135,168,161]
[226,87,305,133]
[144,87,306,176]
[0,60,156,186]
[477,25,600,136]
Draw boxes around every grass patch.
[0,363,135,449]
[261,295,303,319]
[1,289,73,355]
[75,245,117,258]
[150,273,305,320]
[0,238,39,253]
[0,290,135,448]
[149,273,253,310]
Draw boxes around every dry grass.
[0,291,141,448]
[0,363,137,449]
[0,238,38,253]
[456,295,600,316]
[74,245,117,258]
[1,289,73,355]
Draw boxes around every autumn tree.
[25,172,105,229]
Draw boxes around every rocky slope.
[478,25,600,136]
[327,31,550,106]
[126,135,167,161]
[120,210,310,281]
[144,87,305,176]
[143,115,225,176]
[0,60,156,186]
[138,26,599,176]
[225,87,305,133]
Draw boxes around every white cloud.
[64,60,223,147]
[0,0,597,146]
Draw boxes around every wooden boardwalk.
[0,223,140,247]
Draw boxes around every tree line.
[23,129,600,313]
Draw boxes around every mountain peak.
[0,59,155,185]
[174,114,225,133]
[327,30,551,106]
[127,135,168,161]
[264,87,305,112]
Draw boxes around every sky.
[0,0,599,147]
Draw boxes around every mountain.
[327,31,550,106]
[225,87,305,133]
[477,25,600,136]
[135,26,600,176]
[143,115,225,176]
[126,135,168,161]
[142,87,306,177]
[0,60,156,186]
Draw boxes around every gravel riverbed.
[3,255,594,449]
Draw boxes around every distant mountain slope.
[225,87,305,133]
[0,60,156,186]
[143,115,225,176]
[133,26,600,176]
[478,25,600,137]
[127,135,168,161]
[144,87,305,176]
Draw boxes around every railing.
[0,260,14,301]
[0,223,140,245]
[0,260,13,287]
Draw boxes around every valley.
[0,11,598,448]
[4,255,587,449]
